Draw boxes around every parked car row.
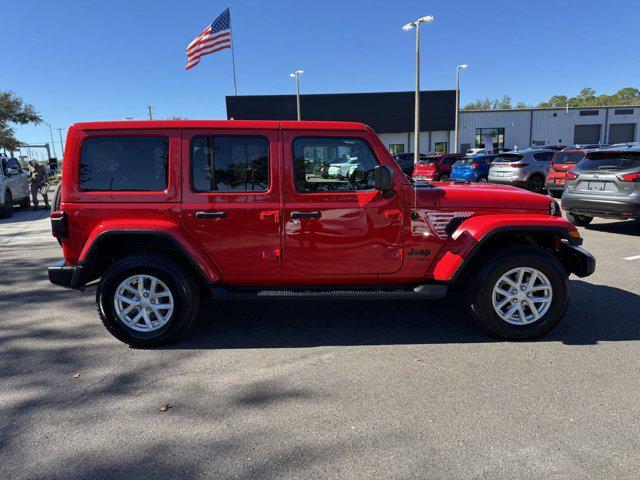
[392,143,639,228]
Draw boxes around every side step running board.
[211,284,448,300]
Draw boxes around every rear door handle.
[291,211,321,219]
[196,211,227,219]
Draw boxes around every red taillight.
[510,162,529,168]
[566,171,579,181]
[470,163,477,170]
[617,172,640,182]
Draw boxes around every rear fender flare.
[79,221,222,285]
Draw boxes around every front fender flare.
[429,214,581,282]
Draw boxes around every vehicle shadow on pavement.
[585,219,640,236]
[0,208,50,225]
[175,280,640,349]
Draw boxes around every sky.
[3,0,640,156]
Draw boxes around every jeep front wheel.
[465,246,569,339]
[97,254,200,347]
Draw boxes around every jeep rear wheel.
[97,254,200,347]
[465,246,569,339]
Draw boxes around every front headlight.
[550,199,561,217]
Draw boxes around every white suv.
[1,157,30,217]
[488,149,555,193]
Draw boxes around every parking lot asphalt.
[1,209,639,480]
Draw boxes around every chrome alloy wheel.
[114,274,174,332]
[491,267,553,325]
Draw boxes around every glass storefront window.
[389,144,404,154]
[475,128,505,149]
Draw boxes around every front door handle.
[196,211,227,219]
[291,211,321,219]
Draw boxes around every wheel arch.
[429,215,583,284]
[79,229,221,289]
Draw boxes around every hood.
[416,182,551,213]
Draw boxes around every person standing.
[28,161,50,210]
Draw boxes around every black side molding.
[48,260,86,290]
[211,284,448,300]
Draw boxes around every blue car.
[450,154,498,183]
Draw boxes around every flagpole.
[228,0,238,96]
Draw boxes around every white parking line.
[623,255,640,261]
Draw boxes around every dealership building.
[226,90,639,153]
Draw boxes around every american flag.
[185,8,232,70]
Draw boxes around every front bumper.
[559,243,596,278]
[48,260,86,290]
[562,191,640,219]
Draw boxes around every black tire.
[440,174,450,181]
[549,190,563,199]
[52,182,62,210]
[478,176,488,183]
[19,196,30,208]
[96,254,200,347]
[0,191,13,218]
[566,212,593,227]
[465,245,570,340]
[527,175,545,193]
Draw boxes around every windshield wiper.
[597,165,623,170]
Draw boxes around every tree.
[462,98,493,111]
[611,87,640,105]
[538,95,569,109]
[0,91,41,151]
[463,87,640,111]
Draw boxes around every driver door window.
[292,137,380,193]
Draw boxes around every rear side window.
[533,152,554,161]
[191,136,269,192]
[495,154,523,162]
[418,156,438,164]
[553,152,585,165]
[292,137,380,193]
[579,152,640,171]
[79,136,168,191]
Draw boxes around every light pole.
[55,128,66,157]
[454,64,468,153]
[403,15,434,166]
[289,69,304,121]
[45,122,57,158]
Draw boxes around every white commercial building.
[458,106,639,152]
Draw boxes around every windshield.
[578,152,640,171]
[553,152,584,165]
[494,153,523,163]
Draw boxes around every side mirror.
[374,165,394,193]
[6,166,20,176]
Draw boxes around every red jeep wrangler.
[49,120,595,346]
